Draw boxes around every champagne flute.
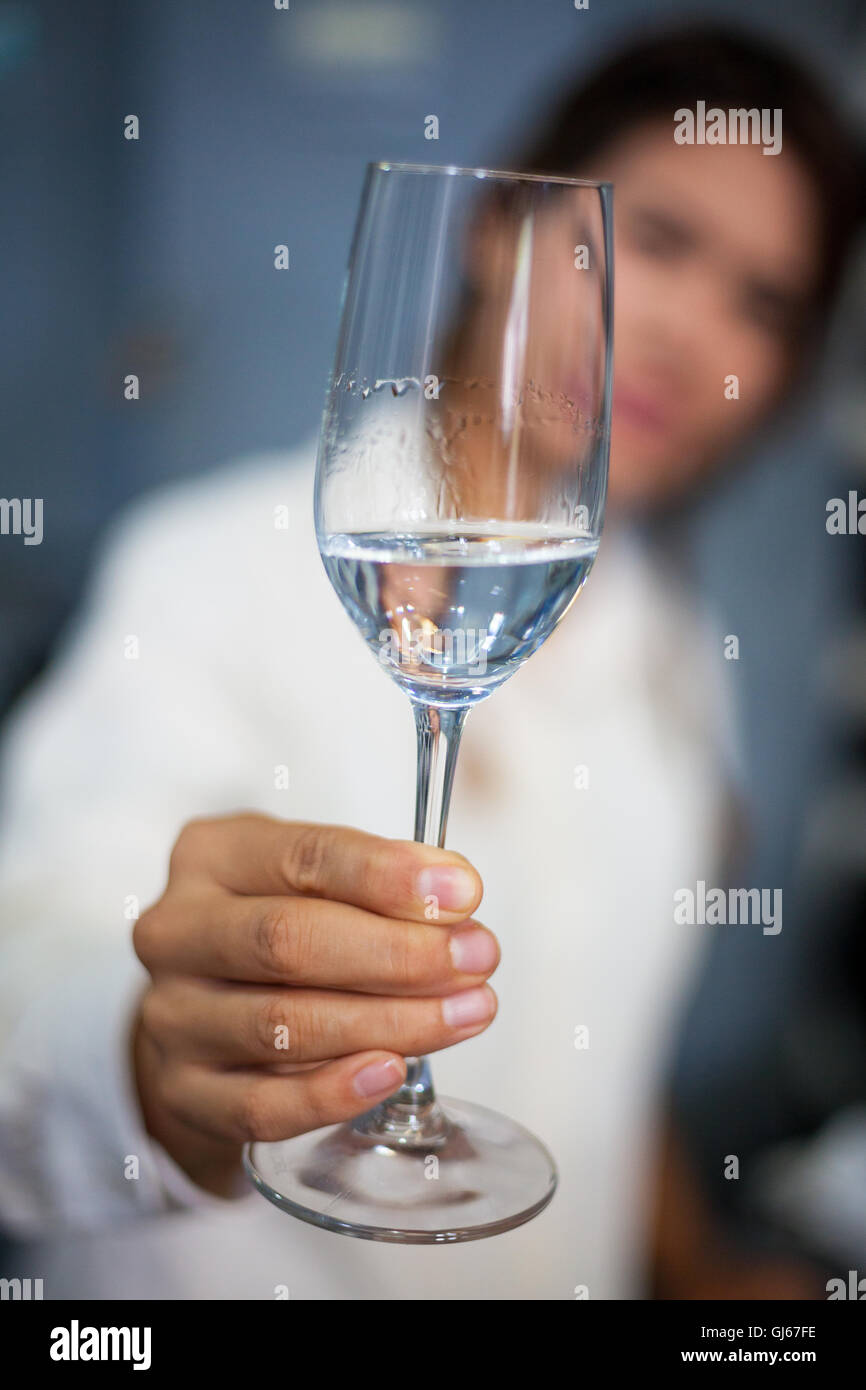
[243,161,613,1242]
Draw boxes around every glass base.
[242,1095,557,1243]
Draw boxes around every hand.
[131,814,497,1196]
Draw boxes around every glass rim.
[371,160,612,191]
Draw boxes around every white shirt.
[0,433,735,1299]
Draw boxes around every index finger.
[172,813,483,923]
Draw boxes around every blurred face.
[584,119,823,508]
[460,118,824,515]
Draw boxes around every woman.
[0,22,861,1299]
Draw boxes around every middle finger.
[151,887,499,993]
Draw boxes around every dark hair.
[499,20,865,354]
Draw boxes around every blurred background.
[1,0,865,1294]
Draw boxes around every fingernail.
[442,985,495,1029]
[449,926,497,974]
[416,864,477,913]
[352,1058,403,1098]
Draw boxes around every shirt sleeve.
[0,933,257,1240]
[0,464,286,1238]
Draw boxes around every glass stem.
[352,702,468,1148]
